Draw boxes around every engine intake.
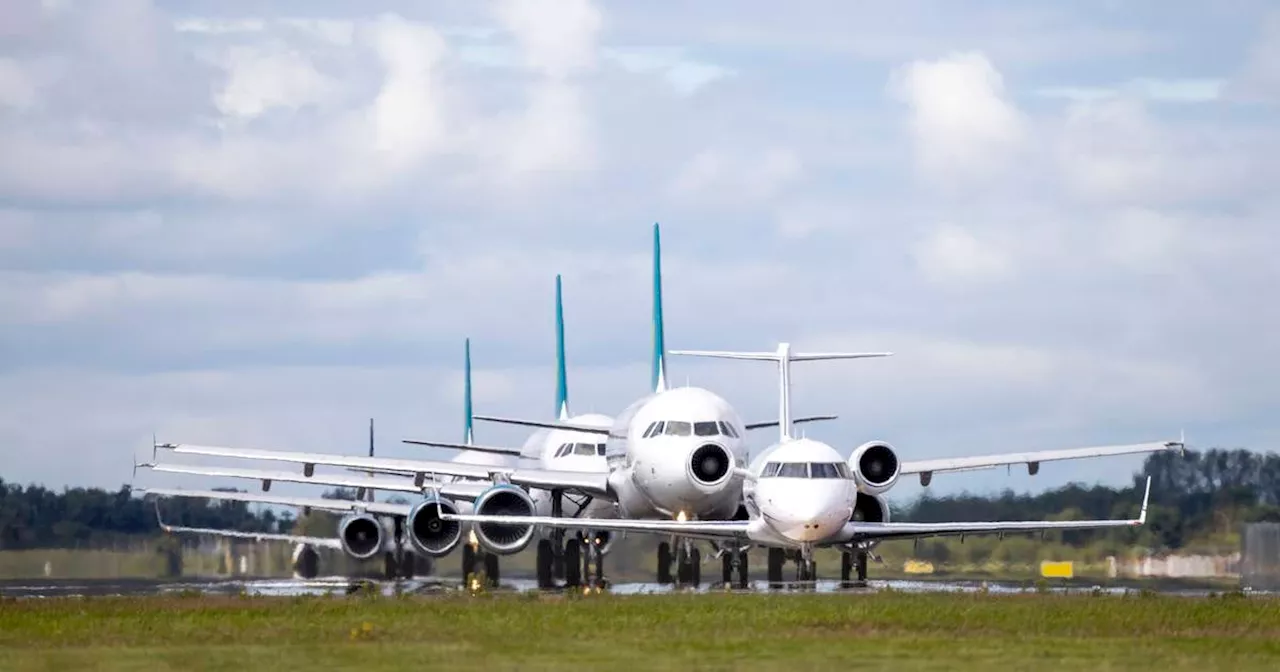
[291,543,319,579]
[473,485,537,555]
[338,513,383,560]
[689,443,731,485]
[407,496,463,557]
[849,441,900,495]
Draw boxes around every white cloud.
[1225,11,1280,103]
[888,51,1027,184]
[911,223,1014,286]
[669,148,802,202]
[603,47,735,95]
[1036,78,1224,104]
[492,0,602,79]
[214,43,338,119]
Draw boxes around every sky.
[2,0,1279,507]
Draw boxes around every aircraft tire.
[767,548,785,587]
[840,552,853,585]
[736,551,750,590]
[536,539,555,589]
[856,551,868,582]
[690,548,701,587]
[462,544,476,584]
[484,553,500,588]
[564,538,582,588]
[721,553,733,585]
[657,542,673,584]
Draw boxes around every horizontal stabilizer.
[670,349,893,362]
[134,486,413,518]
[745,414,837,431]
[402,439,523,457]
[137,462,486,501]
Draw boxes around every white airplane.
[442,342,1159,587]
[145,223,853,586]
[138,277,618,588]
[145,223,1181,587]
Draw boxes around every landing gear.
[536,539,555,589]
[383,519,413,580]
[671,542,701,587]
[840,549,869,586]
[767,548,785,587]
[657,542,672,584]
[721,550,750,589]
[462,543,500,589]
[797,558,817,584]
[564,537,582,587]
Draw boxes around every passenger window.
[694,421,719,437]
[778,463,807,478]
[665,421,692,436]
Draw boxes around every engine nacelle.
[407,496,463,557]
[848,440,901,495]
[338,513,383,560]
[849,491,891,524]
[472,485,537,555]
[291,543,319,579]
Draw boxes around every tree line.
[1,448,1277,551]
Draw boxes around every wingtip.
[1139,476,1152,523]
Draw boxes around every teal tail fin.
[555,274,570,420]
[464,338,474,445]
[652,222,668,393]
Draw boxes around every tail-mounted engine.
[848,441,900,495]
[338,513,383,560]
[291,543,320,579]
[472,485,537,555]
[407,496,463,557]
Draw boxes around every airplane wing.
[401,439,523,457]
[152,502,344,549]
[153,443,610,498]
[442,511,753,544]
[900,440,1183,485]
[138,462,489,501]
[843,477,1153,543]
[133,486,414,518]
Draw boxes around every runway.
[0,576,1244,598]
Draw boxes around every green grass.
[2,591,1279,670]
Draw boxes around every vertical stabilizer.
[464,338,474,445]
[668,345,893,442]
[555,274,570,421]
[652,222,668,393]
[366,418,375,502]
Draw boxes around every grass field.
[3,590,1279,670]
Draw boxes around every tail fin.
[555,274,570,420]
[669,344,892,442]
[652,222,668,393]
[464,338,474,445]
[366,418,375,502]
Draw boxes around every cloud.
[492,0,602,78]
[888,51,1027,185]
[1036,78,1224,104]
[1224,11,1280,103]
[911,224,1015,286]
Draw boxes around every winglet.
[1138,476,1152,524]
[555,274,570,420]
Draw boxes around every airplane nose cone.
[777,500,841,542]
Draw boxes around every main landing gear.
[840,549,869,587]
[657,539,701,588]
[534,490,607,590]
[719,548,750,589]
[381,518,420,580]
[462,542,501,589]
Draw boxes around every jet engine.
[337,513,383,560]
[291,543,320,579]
[848,441,900,495]
[689,442,732,485]
[849,491,891,524]
[472,485,537,555]
[407,496,463,557]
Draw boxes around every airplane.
[146,223,856,587]
[138,275,620,589]
[145,223,1181,587]
[440,342,1161,588]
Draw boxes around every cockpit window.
[777,463,808,478]
[596,443,607,456]
[554,444,570,458]
[718,421,739,438]
[644,421,665,438]
[664,421,692,436]
[694,421,719,437]
[762,462,851,479]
